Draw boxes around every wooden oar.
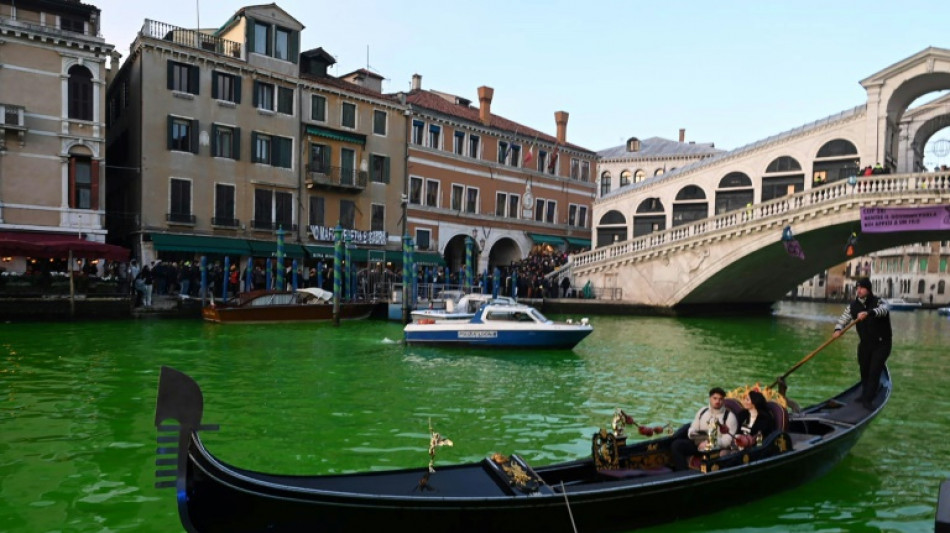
[768,318,859,389]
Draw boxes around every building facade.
[0,0,116,272]
[106,4,407,285]
[403,76,597,275]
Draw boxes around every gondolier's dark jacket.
[839,295,892,344]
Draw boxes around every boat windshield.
[529,308,552,323]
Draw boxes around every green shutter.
[323,145,331,169]
[190,119,199,153]
[278,137,292,168]
[211,124,219,157]
[383,156,390,184]
[233,127,241,160]
[252,81,259,107]
[167,61,174,90]
[166,115,173,150]
[289,31,299,64]
[250,131,259,163]
[189,65,199,95]
[211,72,218,98]
[245,17,255,53]
[234,75,242,104]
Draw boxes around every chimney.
[679,128,686,143]
[478,86,494,126]
[555,111,569,144]
[411,74,422,91]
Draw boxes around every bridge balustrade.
[576,171,950,270]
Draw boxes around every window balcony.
[211,217,240,228]
[305,164,367,193]
[0,103,27,149]
[251,220,297,232]
[166,212,196,224]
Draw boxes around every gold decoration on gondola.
[427,418,454,473]
[592,428,619,470]
[726,383,788,409]
[611,408,674,438]
[490,453,540,493]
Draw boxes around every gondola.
[155,366,890,533]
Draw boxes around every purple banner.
[860,206,950,233]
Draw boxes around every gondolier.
[833,277,892,410]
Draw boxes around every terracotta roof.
[300,72,388,100]
[399,89,593,153]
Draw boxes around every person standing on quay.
[832,277,891,410]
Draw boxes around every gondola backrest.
[768,401,789,432]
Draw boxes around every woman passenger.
[736,390,775,448]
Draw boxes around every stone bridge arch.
[862,47,950,171]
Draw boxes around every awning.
[0,231,129,261]
[413,251,446,266]
[565,237,591,248]
[246,240,306,258]
[150,233,251,255]
[305,244,335,258]
[528,233,566,246]
[305,125,366,146]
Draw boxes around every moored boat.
[937,307,950,316]
[201,288,375,323]
[882,297,922,311]
[404,300,592,348]
[155,365,890,533]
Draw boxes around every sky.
[90,0,950,163]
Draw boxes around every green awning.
[413,251,446,266]
[305,125,366,146]
[150,233,251,255]
[528,233,566,246]
[305,244,335,258]
[565,237,591,248]
[246,240,306,258]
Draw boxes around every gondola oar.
[768,318,859,389]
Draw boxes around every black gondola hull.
[155,366,889,533]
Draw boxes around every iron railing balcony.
[142,19,242,58]
[211,217,240,228]
[166,213,196,224]
[306,164,367,192]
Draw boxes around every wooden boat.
[404,301,592,348]
[154,365,890,533]
[201,288,374,323]
[882,297,922,311]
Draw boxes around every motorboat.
[410,293,516,322]
[882,297,923,311]
[937,307,950,316]
[201,288,375,324]
[404,301,592,348]
[154,365,890,532]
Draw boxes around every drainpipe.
[400,94,411,324]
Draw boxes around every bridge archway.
[861,47,950,171]
[487,237,521,270]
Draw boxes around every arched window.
[68,153,98,210]
[675,185,706,201]
[68,65,93,121]
[654,168,665,176]
[766,156,802,173]
[814,139,860,184]
[939,280,946,295]
[634,169,646,183]
[620,170,632,187]
[599,210,626,225]
[716,172,753,215]
[816,139,858,157]
[636,198,664,213]
[718,172,752,188]
[600,171,612,197]
[918,279,926,294]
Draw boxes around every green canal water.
[1,301,948,532]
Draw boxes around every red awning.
[0,231,130,261]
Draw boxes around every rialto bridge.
[573,48,950,314]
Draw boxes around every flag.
[547,143,560,173]
[499,142,511,164]
[523,143,534,166]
